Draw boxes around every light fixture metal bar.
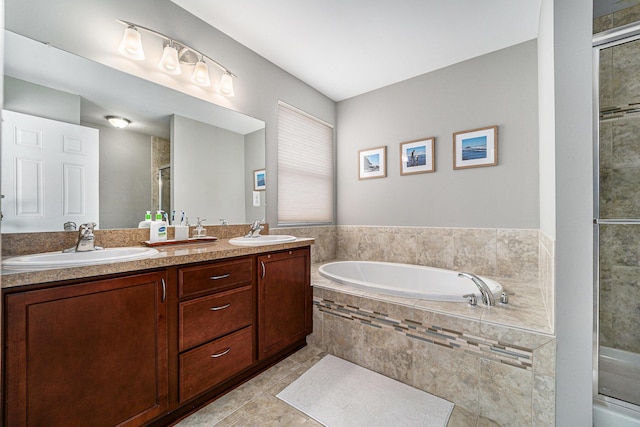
[116,19,237,78]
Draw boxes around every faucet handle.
[499,291,515,305]
[463,293,478,307]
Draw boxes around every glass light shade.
[106,116,131,129]
[118,27,145,60]
[191,60,211,87]
[219,73,235,97]
[159,44,181,75]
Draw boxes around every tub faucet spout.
[458,272,495,306]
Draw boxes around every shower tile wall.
[151,136,170,211]
[594,3,640,33]
[598,37,640,354]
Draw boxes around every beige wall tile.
[496,229,539,282]
[412,340,480,412]
[453,228,497,276]
[416,227,455,269]
[478,359,533,426]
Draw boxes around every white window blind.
[277,102,334,224]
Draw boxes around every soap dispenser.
[138,210,153,229]
[150,210,168,242]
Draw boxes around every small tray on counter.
[143,236,218,247]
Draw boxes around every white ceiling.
[172,0,541,101]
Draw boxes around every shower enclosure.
[594,23,640,421]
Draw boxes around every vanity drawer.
[179,258,253,298]
[179,286,254,351]
[179,326,254,402]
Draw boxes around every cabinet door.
[257,248,311,359]
[5,271,169,427]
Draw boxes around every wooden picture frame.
[254,169,266,190]
[358,146,387,179]
[453,126,498,170]
[400,137,435,175]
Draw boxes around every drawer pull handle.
[161,278,166,303]
[210,274,230,280]
[210,303,231,311]
[210,348,231,358]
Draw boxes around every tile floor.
[174,344,496,427]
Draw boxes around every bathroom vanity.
[1,238,312,426]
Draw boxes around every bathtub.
[318,261,502,302]
[594,346,640,426]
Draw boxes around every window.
[277,101,334,225]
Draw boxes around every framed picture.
[358,146,387,179]
[400,137,435,175]
[453,125,498,170]
[254,169,266,190]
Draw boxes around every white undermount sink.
[3,247,159,270]
[228,235,297,246]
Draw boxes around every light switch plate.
[253,191,261,207]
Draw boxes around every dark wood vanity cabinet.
[257,248,312,360]
[3,245,312,426]
[177,257,256,402]
[4,271,169,427]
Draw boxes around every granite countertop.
[1,238,315,289]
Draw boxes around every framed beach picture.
[254,169,266,190]
[400,137,435,175]
[358,146,387,179]
[453,126,498,170]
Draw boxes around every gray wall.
[95,124,152,229]
[171,114,246,225]
[336,41,539,228]
[4,76,80,124]
[245,128,266,222]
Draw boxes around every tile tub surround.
[335,226,540,284]
[310,265,556,426]
[273,225,555,330]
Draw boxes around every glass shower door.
[596,34,640,409]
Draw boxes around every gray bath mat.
[277,354,454,427]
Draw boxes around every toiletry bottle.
[150,210,168,242]
[138,210,153,228]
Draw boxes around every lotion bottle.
[150,210,168,242]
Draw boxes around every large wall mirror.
[2,30,266,233]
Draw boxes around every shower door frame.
[593,21,640,415]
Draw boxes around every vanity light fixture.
[105,116,131,129]
[117,19,236,96]
[159,40,181,75]
[191,57,212,87]
[117,25,145,60]
[219,72,235,97]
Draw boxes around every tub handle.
[463,293,477,307]
[500,291,515,305]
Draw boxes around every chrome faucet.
[458,272,495,306]
[64,222,103,252]
[245,219,264,237]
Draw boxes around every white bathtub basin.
[3,247,159,270]
[228,235,297,246]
